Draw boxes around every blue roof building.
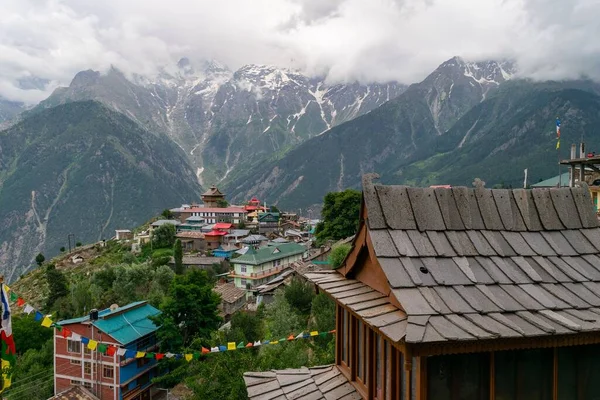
[54,301,162,400]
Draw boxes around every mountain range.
[3,55,600,278]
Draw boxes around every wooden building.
[201,185,226,208]
[244,174,600,399]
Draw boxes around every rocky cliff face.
[38,59,406,186]
[0,101,202,281]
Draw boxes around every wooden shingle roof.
[312,175,600,345]
[244,365,361,400]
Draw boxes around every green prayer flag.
[319,332,327,337]
[145,352,155,359]
[193,352,200,359]
[54,324,63,332]
[279,338,286,343]
[9,292,17,302]
[236,342,245,349]
[98,344,108,353]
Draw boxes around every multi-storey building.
[54,301,161,400]
[229,243,306,290]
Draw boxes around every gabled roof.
[213,282,246,304]
[315,174,600,346]
[531,172,570,188]
[213,222,232,230]
[233,243,305,265]
[244,365,360,400]
[205,230,228,237]
[202,185,224,196]
[58,301,161,345]
[51,385,99,400]
[151,219,181,227]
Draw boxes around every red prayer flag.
[201,347,210,354]
[16,298,25,307]
[245,342,253,348]
[156,353,164,360]
[287,335,294,341]
[106,346,117,356]
[61,328,71,338]
[328,329,336,334]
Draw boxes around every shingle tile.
[532,256,570,282]
[550,189,583,229]
[561,230,597,254]
[541,232,578,256]
[369,230,399,257]
[518,284,557,309]
[418,287,451,314]
[532,285,571,309]
[445,231,479,256]
[376,186,417,230]
[433,287,476,313]
[493,189,527,231]
[452,187,486,230]
[445,314,498,339]
[581,254,600,275]
[562,256,600,280]
[485,285,526,311]
[500,232,537,256]
[546,257,587,281]
[392,288,437,315]
[422,258,471,286]
[541,283,590,309]
[434,188,465,230]
[497,313,544,336]
[476,257,512,284]
[540,310,582,331]
[513,189,544,231]
[421,323,445,343]
[532,189,565,230]
[426,231,457,257]
[405,320,427,343]
[515,311,556,333]
[571,187,599,228]
[388,230,419,257]
[428,316,474,340]
[481,231,517,256]
[464,314,522,337]
[476,189,505,230]
[465,231,497,256]
[461,258,494,284]
[500,285,544,310]
[406,230,437,256]
[555,310,600,331]
[379,320,408,342]
[562,282,600,307]
[522,257,556,282]
[531,312,574,335]
[510,257,543,282]
[407,187,446,231]
[580,228,600,252]
[401,258,437,286]
[453,257,477,283]
[379,258,414,288]
[363,177,386,229]
[459,285,502,313]
[519,232,556,256]
[491,257,531,284]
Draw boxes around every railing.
[229,265,288,279]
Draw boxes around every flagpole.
[557,118,562,187]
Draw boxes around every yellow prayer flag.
[4,285,9,292]
[185,354,193,362]
[310,331,319,336]
[41,316,53,328]
[270,340,279,345]
[136,352,145,358]
[87,340,98,350]
[556,139,560,150]
[227,342,236,351]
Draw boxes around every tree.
[226,312,263,343]
[284,278,314,315]
[216,199,229,208]
[59,247,65,253]
[75,242,82,247]
[161,209,174,219]
[153,270,221,349]
[35,253,45,267]
[173,239,184,274]
[315,189,361,245]
[12,316,53,354]
[45,264,68,311]
[152,223,176,248]
[329,243,352,269]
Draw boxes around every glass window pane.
[427,353,490,400]
[558,344,600,400]
[495,348,552,400]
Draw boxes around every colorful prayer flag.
[556,139,560,150]
[218,346,226,352]
[210,347,219,353]
[310,331,318,336]
[0,284,16,393]
[135,352,145,358]
[145,353,155,359]
[87,340,98,350]
[41,316,53,328]
[34,311,43,321]
[9,293,17,303]
[287,335,294,341]
[16,298,24,307]
[23,304,34,314]
[185,354,193,362]
[227,342,236,351]
[61,328,71,339]
[106,346,117,356]
[236,342,245,349]
[156,353,164,360]
[71,333,81,341]
[253,341,261,347]
[125,350,136,358]
[201,347,210,354]
[97,344,107,353]
[81,337,90,345]
[245,342,253,348]
[117,348,127,356]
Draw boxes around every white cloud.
[1,0,600,103]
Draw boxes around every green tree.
[226,312,262,343]
[12,316,53,354]
[173,239,184,275]
[34,253,45,267]
[328,243,352,269]
[284,278,314,315]
[59,247,65,253]
[153,270,221,349]
[7,340,53,400]
[310,294,335,333]
[264,291,302,338]
[44,264,68,311]
[161,209,174,219]
[315,189,361,245]
[216,199,229,208]
[75,242,82,247]
[152,224,176,249]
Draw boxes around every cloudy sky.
[2,0,600,103]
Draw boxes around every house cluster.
[243,174,600,400]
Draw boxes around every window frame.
[67,339,81,354]
[103,365,115,379]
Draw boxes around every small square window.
[67,340,81,354]
[70,359,81,365]
[103,365,114,379]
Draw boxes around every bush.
[284,278,314,315]
[329,243,351,269]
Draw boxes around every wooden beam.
[490,352,495,400]
[553,348,558,400]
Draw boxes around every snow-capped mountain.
[38,59,406,186]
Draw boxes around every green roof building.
[230,243,306,291]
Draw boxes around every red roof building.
[178,207,247,226]
[213,222,233,231]
[244,197,267,212]
[205,230,228,250]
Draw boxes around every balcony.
[229,265,288,280]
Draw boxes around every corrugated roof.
[314,176,600,345]
[531,172,570,187]
[233,243,305,266]
[244,365,360,400]
[213,282,246,304]
[58,301,161,344]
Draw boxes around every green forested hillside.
[0,100,202,281]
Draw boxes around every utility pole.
[68,233,75,253]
